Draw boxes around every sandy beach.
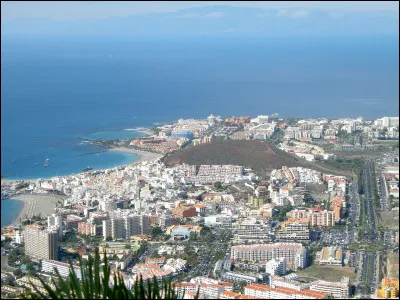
[7,194,65,224]
[109,147,163,164]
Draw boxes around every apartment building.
[47,214,63,238]
[269,275,309,291]
[77,222,98,236]
[248,195,267,209]
[244,283,328,299]
[220,291,242,299]
[276,218,310,242]
[331,196,346,219]
[375,117,399,128]
[265,258,286,276]
[204,214,232,229]
[172,203,197,218]
[198,165,243,177]
[291,208,335,227]
[103,214,149,240]
[199,284,226,299]
[377,277,399,299]
[309,279,350,299]
[237,218,270,241]
[225,116,251,125]
[230,131,252,140]
[24,225,58,260]
[222,272,263,285]
[231,243,307,270]
[146,211,181,229]
[41,259,82,279]
[174,283,199,296]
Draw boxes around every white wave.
[123,127,147,131]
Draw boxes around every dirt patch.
[164,140,351,176]
[305,183,327,194]
[387,252,399,279]
[380,211,400,229]
[297,265,357,282]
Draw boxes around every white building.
[103,214,149,240]
[47,214,63,238]
[231,243,307,270]
[237,218,271,241]
[266,258,287,276]
[375,117,399,128]
[24,225,58,260]
[204,215,232,229]
[309,279,350,299]
[244,283,328,299]
[42,260,82,280]
[15,230,24,244]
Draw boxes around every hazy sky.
[2,1,399,21]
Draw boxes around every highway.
[354,160,381,298]
[359,161,378,243]
[180,230,232,281]
[377,170,390,211]
[356,251,378,299]
[347,181,360,244]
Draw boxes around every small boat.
[44,156,50,167]
[34,162,39,165]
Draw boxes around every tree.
[149,227,163,238]
[214,182,223,190]
[189,232,197,241]
[21,249,199,299]
[13,269,23,278]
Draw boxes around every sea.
[1,199,24,228]
[1,34,399,222]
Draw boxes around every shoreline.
[1,148,163,184]
[2,194,65,227]
[108,147,164,165]
[1,128,157,183]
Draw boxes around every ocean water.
[85,130,145,141]
[1,199,24,227]
[1,35,399,180]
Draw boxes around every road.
[180,229,232,281]
[356,251,378,298]
[359,161,378,243]
[377,171,390,211]
[347,181,360,244]
[353,161,382,298]
[1,255,16,272]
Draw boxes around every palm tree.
[21,249,199,299]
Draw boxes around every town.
[1,114,399,299]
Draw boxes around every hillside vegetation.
[163,140,352,177]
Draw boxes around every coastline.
[1,147,163,185]
[108,147,163,165]
[3,194,64,227]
